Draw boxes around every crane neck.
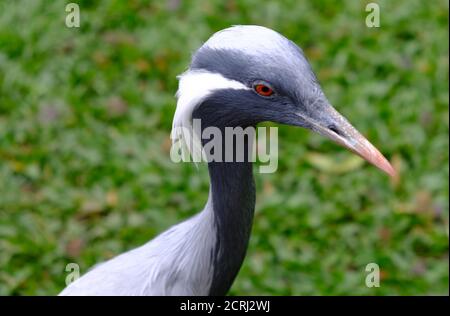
[207,159,255,295]
[192,106,256,295]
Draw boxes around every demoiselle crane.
[60,25,394,296]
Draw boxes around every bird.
[59,25,395,296]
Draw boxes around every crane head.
[174,25,395,176]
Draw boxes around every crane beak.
[299,105,396,177]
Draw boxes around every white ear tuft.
[171,70,248,162]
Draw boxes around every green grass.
[0,0,448,295]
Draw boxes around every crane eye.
[254,84,274,97]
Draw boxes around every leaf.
[305,152,365,174]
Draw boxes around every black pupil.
[261,86,270,93]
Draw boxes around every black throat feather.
[192,96,256,296]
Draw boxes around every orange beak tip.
[385,163,397,178]
[372,155,397,178]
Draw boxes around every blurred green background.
[0,0,448,295]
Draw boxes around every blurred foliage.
[0,0,448,295]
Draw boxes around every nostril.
[328,124,342,136]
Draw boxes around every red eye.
[254,84,274,97]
